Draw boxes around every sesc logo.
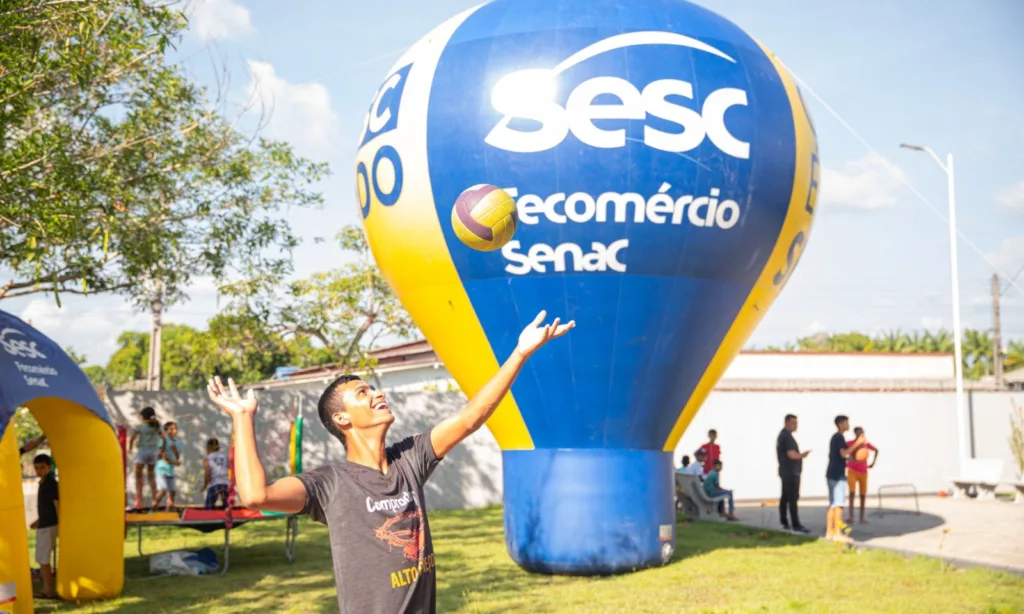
[357,63,412,219]
[485,31,749,158]
[359,64,413,148]
[0,327,46,360]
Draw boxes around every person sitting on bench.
[704,460,739,521]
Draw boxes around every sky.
[5,0,1024,365]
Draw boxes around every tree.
[764,328,1021,381]
[98,318,338,390]
[0,0,327,307]
[1005,340,1024,374]
[961,329,993,381]
[104,331,149,388]
[221,225,415,372]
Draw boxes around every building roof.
[250,338,959,390]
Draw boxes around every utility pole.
[147,280,164,391]
[992,274,1003,388]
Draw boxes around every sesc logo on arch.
[484,31,750,158]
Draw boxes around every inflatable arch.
[0,309,124,613]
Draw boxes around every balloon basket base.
[501,448,676,575]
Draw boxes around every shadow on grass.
[30,504,967,613]
[433,507,816,613]
[733,503,946,541]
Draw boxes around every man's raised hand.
[516,310,575,358]
[207,376,258,416]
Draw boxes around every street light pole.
[900,144,968,473]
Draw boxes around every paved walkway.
[734,495,1024,574]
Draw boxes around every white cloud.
[996,181,1024,212]
[987,236,1024,273]
[187,0,254,40]
[807,320,827,333]
[18,298,149,364]
[20,299,64,334]
[920,316,944,330]
[246,61,341,160]
[819,153,905,210]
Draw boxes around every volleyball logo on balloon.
[451,185,518,251]
[355,0,819,576]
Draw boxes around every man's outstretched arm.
[208,376,306,513]
[431,311,575,459]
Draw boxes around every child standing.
[129,407,162,509]
[202,437,231,509]
[31,454,58,600]
[154,421,182,511]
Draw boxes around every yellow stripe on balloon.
[663,41,819,451]
[358,7,532,451]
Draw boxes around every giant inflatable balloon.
[355,0,819,574]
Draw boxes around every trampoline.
[118,405,306,575]
[125,507,298,574]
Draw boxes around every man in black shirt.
[207,310,574,613]
[31,453,59,599]
[776,414,810,533]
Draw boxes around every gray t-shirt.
[297,431,441,614]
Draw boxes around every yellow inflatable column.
[30,398,124,601]
[0,425,33,614]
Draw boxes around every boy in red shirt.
[846,427,879,524]
[697,429,720,475]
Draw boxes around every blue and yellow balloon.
[356,0,818,575]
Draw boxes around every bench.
[948,459,1005,500]
[674,473,699,517]
[1013,482,1024,504]
[674,472,728,520]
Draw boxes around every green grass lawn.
[29,507,1024,613]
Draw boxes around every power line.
[778,60,1024,299]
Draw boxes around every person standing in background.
[777,414,811,534]
[31,454,59,600]
[825,415,861,542]
[154,421,182,510]
[846,427,878,525]
[203,437,231,509]
[696,429,721,475]
[129,407,163,508]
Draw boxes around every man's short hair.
[681,454,690,464]
[835,414,849,427]
[714,460,723,467]
[163,421,177,431]
[33,454,52,466]
[854,427,864,436]
[318,375,362,449]
[784,414,797,422]
[708,429,717,436]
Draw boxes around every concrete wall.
[103,387,1023,510]
[674,390,1023,500]
[105,389,500,510]
[971,392,1024,485]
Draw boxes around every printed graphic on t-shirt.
[365,492,435,589]
[375,509,424,562]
